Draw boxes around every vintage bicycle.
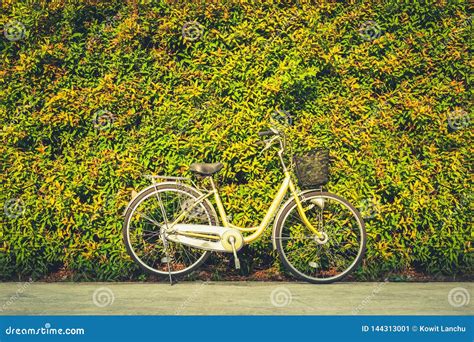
[122,123,366,284]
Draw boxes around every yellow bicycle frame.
[161,131,324,244]
[179,171,325,244]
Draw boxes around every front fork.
[288,177,326,240]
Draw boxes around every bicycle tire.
[275,191,366,284]
[123,183,218,278]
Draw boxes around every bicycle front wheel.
[275,191,366,283]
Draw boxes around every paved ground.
[0,282,472,315]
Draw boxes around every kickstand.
[164,241,175,286]
[155,190,175,286]
[166,260,175,285]
[166,261,174,285]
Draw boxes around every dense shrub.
[1,0,472,281]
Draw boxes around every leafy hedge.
[1,0,472,281]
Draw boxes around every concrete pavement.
[0,281,472,315]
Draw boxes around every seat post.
[208,176,229,227]
[208,176,218,192]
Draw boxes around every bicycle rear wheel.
[275,191,366,284]
[123,183,218,278]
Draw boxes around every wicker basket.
[293,149,329,188]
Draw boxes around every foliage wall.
[1,0,472,280]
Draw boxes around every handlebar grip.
[258,130,275,137]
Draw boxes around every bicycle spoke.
[135,210,162,227]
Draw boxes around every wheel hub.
[314,232,329,244]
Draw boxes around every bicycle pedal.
[228,236,241,270]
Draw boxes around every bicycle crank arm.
[166,224,244,253]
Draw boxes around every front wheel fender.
[271,189,315,250]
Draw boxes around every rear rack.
[125,174,194,215]
[142,173,207,194]
[144,175,189,183]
